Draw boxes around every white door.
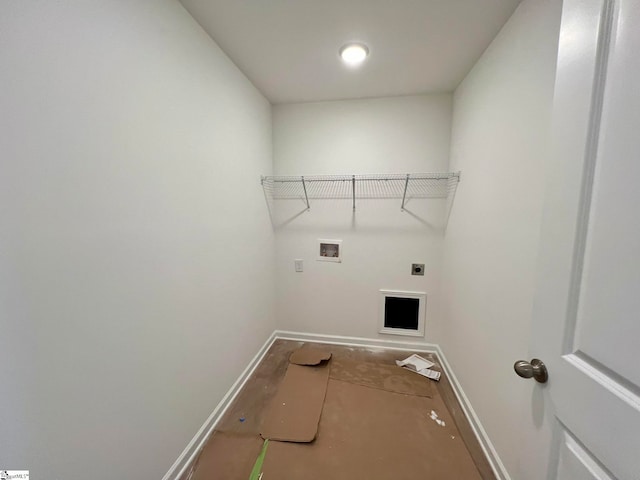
[525,0,640,478]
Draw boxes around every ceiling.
[179,0,522,104]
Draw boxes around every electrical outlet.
[295,259,304,272]
[411,263,425,276]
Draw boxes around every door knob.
[514,359,548,383]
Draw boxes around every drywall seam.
[434,344,511,480]
[163,331,278,480]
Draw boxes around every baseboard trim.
[432,344,511,480]
[162,331,277,480]
[163,329,510,480]
[274,329,440,352]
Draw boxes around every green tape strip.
[249,439,269,480]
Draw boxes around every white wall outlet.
[294,259,304,272]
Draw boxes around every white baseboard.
[163,329,509,480]
[162,331,277,480]
[274,329,440,352]
[433,344,511,480]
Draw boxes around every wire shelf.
[261,172,460,211]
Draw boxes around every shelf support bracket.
[352,175,356,211]
[301,176,310,210]
[401,174,410,211]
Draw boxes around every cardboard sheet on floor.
[190,431,264,480]
[260,363,330,442]
[289,345,332,365]
[329,356,433,397]
[260,379,482,480]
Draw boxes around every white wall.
[273,95,452,341]
[0,2,274,479]
[439,1,561,478]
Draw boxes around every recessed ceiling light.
[339,43,369,66]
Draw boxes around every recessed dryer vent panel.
[378,290,426,337]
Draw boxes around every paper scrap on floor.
[396,354,441,381]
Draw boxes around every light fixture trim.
[339,43,370,66]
